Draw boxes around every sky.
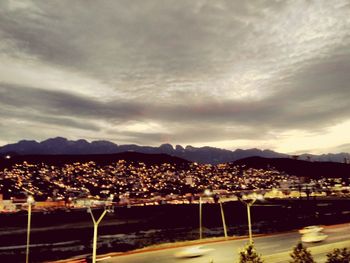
[0,0,350,154]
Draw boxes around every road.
[101,223,350,263]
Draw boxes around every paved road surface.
[102,223,350,263]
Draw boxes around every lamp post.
[237,193,263,244]
[26,195,34,263]
[245,198,256,244]
[199,189,212,240]
[219,199,228,239]
[199,195,202,240]
[88,195,114,263]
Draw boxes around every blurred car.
[301,232,328,243]
[299,225,324,235]
[174,246,214,258]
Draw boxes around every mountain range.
[0,137,349,165]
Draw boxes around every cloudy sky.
[1,0,350,154]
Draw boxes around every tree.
[290,242,315,263]
[238,243,264,263]
[326,248,350,263]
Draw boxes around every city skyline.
[1,0,350,154]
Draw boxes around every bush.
[326,248,350,263]
[290,242,315,263]
[238,243,264,263]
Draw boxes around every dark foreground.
[1,198,350,262]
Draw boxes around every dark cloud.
[0,83,144,120]
[0,0,350,152]
[114,124,268,146]
[0,107,100,132]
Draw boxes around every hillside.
[232,156,350,178]
[0,152,191,169]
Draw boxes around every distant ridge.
[0,137,349,165]
[232,156,350,178]
[0,152,191,169]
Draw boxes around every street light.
[237,193,263,244]
[219,198,228,239]
[88,195,114,263]
[199,189,212,240]
[26,195,35,263]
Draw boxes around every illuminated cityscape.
[1,158,349,211]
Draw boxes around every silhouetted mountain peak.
[76,139,89,144]
[159,143,174,152]
[91,140,117,146]
[175,145,184,151]
[41,137,68,144]
[185,145,196,151]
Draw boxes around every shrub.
[290,242,315,263]
[326,248,350,263]
[238,243,264,263]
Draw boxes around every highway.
[101,223,350,263]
